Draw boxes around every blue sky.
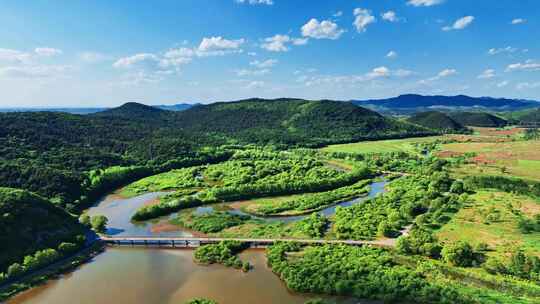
[0,0,539,107]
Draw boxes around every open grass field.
[439,140,540,181]
[321,136,444,154]
[436,190,540,258]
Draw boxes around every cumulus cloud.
[297,66,414,87]
[260,35,306,52]
[261,35,290,52]
[511,18,526,25]
[301,18,345,40]
[488,46,518,55]
[420,68,457,83]
[34,47,63,57]
[506,60,540,72]
[442,16,474,31]
[198,36,245,53]
[386,51,398,58]
[234,0,273,5]
[113,53,159,68]
[407,0,444,7]
[333,11,343,17]
[381,11,399,22]
[353,8,376,33]
[477,69,496,79]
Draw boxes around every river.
[7,180,388,304]
[7,248,372,304]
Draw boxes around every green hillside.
[0,188,84,271]
[0,99,431,204]
[176,99,431,146]
[407,111,466,132]
[449,112,507,127]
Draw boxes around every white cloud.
[292,38,309,45]
[0,65,70,79]
[79,52,107,63]
[261,35,306,52]
[407,0,444,7]
[34,47,62,57]
[420,68,457,83]
[0,48,32,64]
[516,82,540,90]
[234,68,270,76]
[438,68,458,77]
[506,60,540,72]
[247,52,257,56]
[386,51,398,58]
[297,66,414,87]
[353,8,376,33]
[488,46,518,55]
[478,69,496,79]
[381,11,399,22]
[245,80,265,89]
[496,80,509,88]
[333,11,343,17]
[198,36,245,52]
[250,59,278,68]
[116,70,163,86]
[511,18,526,25]
[301,18,345,40]
[442,16,474,31]
[234,0,273,5]
[113,53,159,68]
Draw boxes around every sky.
[0,0,539,107]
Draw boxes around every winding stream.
[8,179,388,304]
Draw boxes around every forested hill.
[353,94,540,113]
[407,111,467,132]
[173,98,431,146]
[0,98,432,204]
[448,112,507,127]
[0,187,85,271]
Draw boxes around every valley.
[1,99,540,304]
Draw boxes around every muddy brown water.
[7,248,369,304]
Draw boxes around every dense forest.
[407,111,468,132]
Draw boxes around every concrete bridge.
[99,236,395,248]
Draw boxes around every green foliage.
[0,187,84,272]
[133,154,371,221]
[193,241,249,270]
[252,176,371,216]
[294,213,330,238]
[267,243,472,303]
[333,170,456,240]
[484,248,540,282]
[175,212,250,233]
[407,111,467,132]
[441,241,476,267]
[464,175,540,198]
[90,215,108,233]
[448,112,507,128]
[396,227,441,258]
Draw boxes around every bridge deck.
[100,236,393,248]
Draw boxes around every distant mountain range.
[0,103,196,114]
[353,94,540,113]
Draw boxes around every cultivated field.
[321,136,444,154]
[437,190,540,258]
